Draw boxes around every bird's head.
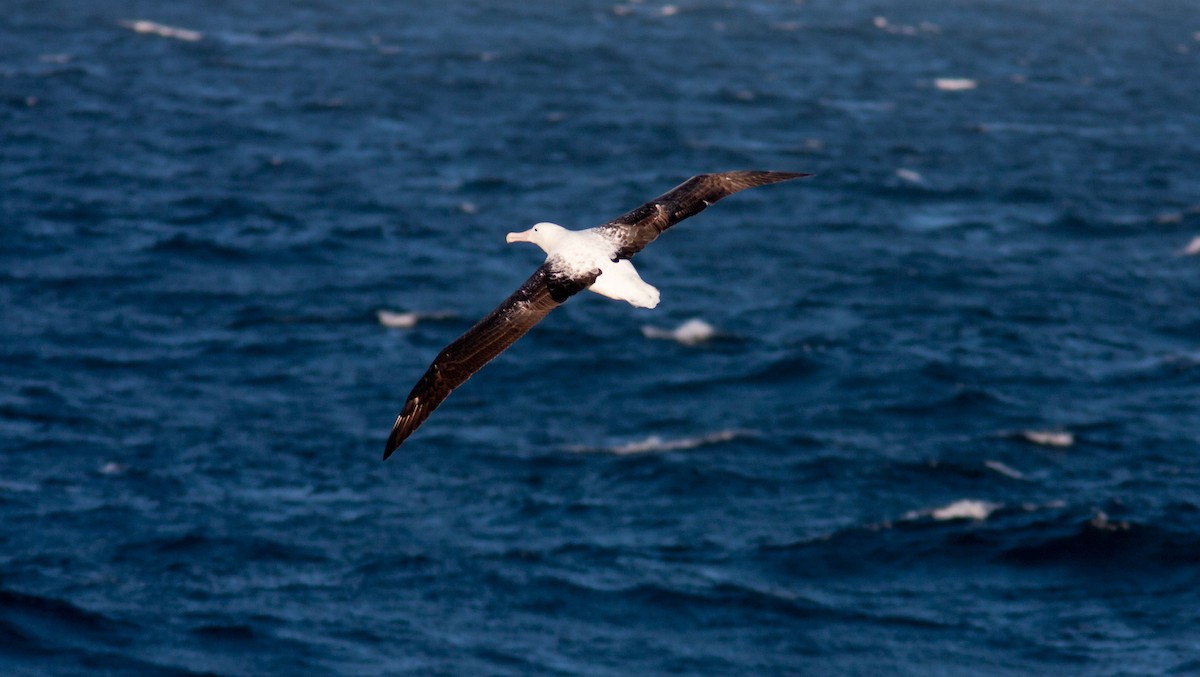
[505,222,566,253]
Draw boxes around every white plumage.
[506,222,660,308]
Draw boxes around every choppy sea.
[3,1,1200,674]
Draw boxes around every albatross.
[383,170,810,459]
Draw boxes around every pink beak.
[506,229,534,244]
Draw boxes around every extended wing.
[384,263,599,458]
[595,170,811,260]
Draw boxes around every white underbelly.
[588,258,660,309]
[548,230,660,309]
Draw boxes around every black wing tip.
[382,420,411,460]
[382,438,400,461]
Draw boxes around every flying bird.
[383,170,810,458]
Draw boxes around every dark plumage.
[597,171,810,260]
[384,264,599,456]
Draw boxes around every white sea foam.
[984,460,1024,479]
[377,310,420,328]
[641,318,717,345]
[895,168,924,184]
[570,429,746,455]
[903,499,1000,521]
[1089,511,1130,532]
[933,500,998,520]
[872,17,940,36]
[869,497,1069,534]
[935,78,978,91]
[376,309,453,329]
[120,20,203,42]
[1181,236,1200,255]
[1022,430,1074,447]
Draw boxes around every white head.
[505,222,568,253]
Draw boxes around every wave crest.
[567,429,749,455]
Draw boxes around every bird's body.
[588,257,660,309]
[383,170,810,458]
[511,223,661,308]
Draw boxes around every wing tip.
[382,418,411,461]
[382,439,399,461]
[755,170,814,181]
[704,170,814,185]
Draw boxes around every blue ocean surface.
[3,0,1200,674]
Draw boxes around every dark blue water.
[4,0,1200,674]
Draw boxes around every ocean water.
[3,0,1200,674]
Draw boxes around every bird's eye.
[534,228,538,232]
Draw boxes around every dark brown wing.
[595,171,811,260]
[383,263,599,459]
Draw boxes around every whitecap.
[1022,430,1074,447]
[570,429,746,455]
[376,309,453,329]
[873,17,940,36]
[984,460,1024,479]
[903,499,1000,521]
[377,310,419,328]
[895,168,924,184]
[1090,511,1131,531]
[1181,236,1200,256]
[641,318,717,345]
[935,78,977,91]
[120,20,203,42]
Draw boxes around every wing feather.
[383,264,598,458]
[596,170,811,259]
